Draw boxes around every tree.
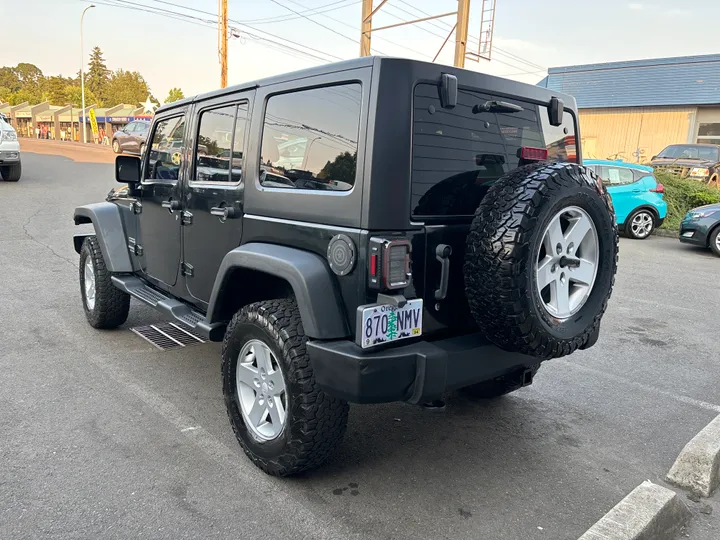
[0,87,11,102]
[44,76,74,105]
[104,69,150,106]
[164,87,185,104]
[318,151,357,185]
[63,85,98,108]
[0,67,21,93]
[86,46,110,105]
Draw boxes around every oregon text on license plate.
[360,299,423,348]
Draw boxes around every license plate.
[360,299,423,348]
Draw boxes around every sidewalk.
[19,138,115,164]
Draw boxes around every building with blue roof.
[539,54,720,162]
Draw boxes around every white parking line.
[558,360,720,413]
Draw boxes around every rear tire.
[709,226,720,257]
[625,209,655,239]
[222,299,349,476]
[464,162,618,359]
[1,161,21,182]
[462,366,540,399]
[79,237,130,329]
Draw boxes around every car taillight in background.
[368,237,411,290]
[519,146,549,162]
[649,184,664,194]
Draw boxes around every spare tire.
[464,162,618,359]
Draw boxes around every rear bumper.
[307,333,539,404]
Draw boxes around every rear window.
[411,83,577,217]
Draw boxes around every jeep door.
[136,112,187,289]
[182,93,253,305]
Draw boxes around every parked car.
[650,144,720,184]
[0,116,21,182]
[73,57,618,476]
[585,160,666,239]
[679,204,720,256]
[111,120,151,155]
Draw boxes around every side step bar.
[111,275,226,341]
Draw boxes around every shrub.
[654,172,720,230]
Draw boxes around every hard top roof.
[156,56,574,114]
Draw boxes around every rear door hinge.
[181,211,193,225]
[131,201,142,214]
[181,262,194,277]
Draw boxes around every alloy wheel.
[236,339,287,441]
[535,206,599,319]
[83,258,96,310]
[631,211,654,238]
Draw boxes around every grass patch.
[655,172,720,231]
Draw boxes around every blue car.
[584,160,667,239]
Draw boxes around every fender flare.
[73,203,132,273]
[207,243,349,340]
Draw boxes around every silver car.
[0,117,21,182]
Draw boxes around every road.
[2,145,719,539]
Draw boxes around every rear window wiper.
[472,100,524,114]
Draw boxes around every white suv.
[0,117,21,182]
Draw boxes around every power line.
[85,0,341,64]
[265,0,384,53]
[281,0,431,58]
[239,0,361,24]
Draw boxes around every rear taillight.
[650,184,664,193]
[519,146,549,161]
[369,238,411,290]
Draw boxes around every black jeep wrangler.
[73,57,618,476]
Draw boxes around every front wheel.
[626,209,655,239]
[79,237,130,329]
[709,226,720,257]
[222,299,349,476]
[1,162,21,182]
[112,139,121,154]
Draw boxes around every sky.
[1,0,719,103]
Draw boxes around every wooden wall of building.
[578,106,696,162]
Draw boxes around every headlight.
[689,167,709,177]
[691,210,719,218]
[1,130,17,141]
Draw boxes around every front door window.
[145,116,186,181]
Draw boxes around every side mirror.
[116,155,141,184]
[548,96,564,127]
[651,155,658,161]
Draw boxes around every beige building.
[539,54,720,163]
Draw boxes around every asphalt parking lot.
[2,144,719,539]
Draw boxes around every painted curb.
[578,481,689,540]
[666,414,720,498]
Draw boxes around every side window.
[259,83,361,191]
[194,103,248,183]
[124,123,136,132]
[600,166,635,186]
[144,116,186,182]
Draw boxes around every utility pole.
[360,0,471,68]
[218,0,228,88]
[80,4,95,144]
[360,0,373,57]
[454,0,471,68]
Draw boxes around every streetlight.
[80,4,95,144]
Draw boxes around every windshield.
[657,145,719,162]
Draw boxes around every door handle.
[210,206,239,220]
[434,244,452,301]
[162,199,180,211]
[632,189,643,193]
